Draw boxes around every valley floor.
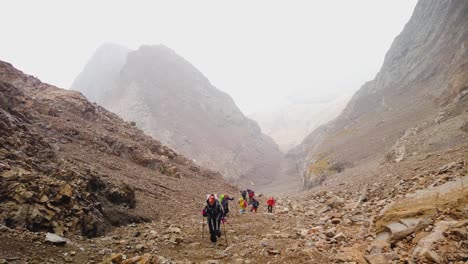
[1,146,467,264]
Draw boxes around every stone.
[0,225,10,232]
[148,230,158,238]
[436,161,462,175]
[167,226,181,234]
[305,210,315,217]
[59,182,73,197]
[368,240,390,254]
[419,249,444,263]
[137,254,153,264]
[318,205,331,214]
[330,212,342,218]
[382,252,399,261]
[98,248,113,255]
[364,254,389,264]
[332,232,346,242]
[102,253,123,264]
[308,226,322,234]
[385,222,412,243]
[169,236,183,245]
[135,244,145,251]
[122,256,141,264]
[325,228,336,238]
[327,196,345,208]
[40,195,49,203]
[267,249,280,255]
[45,233,67,245]
[260,239,269,247]
[331,218,341,225]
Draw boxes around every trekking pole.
[202,217,205,241]
[222,221,228,245]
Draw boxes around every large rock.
[45,233,67,245]
[383,218,430,244]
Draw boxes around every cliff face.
[0,60,236,237]
[289,0,468,188]
[72,45,283,186]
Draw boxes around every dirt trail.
[100,196,330,263]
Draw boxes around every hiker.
[250,197,259,213]
[202,194,224,244]
[219,194,234,216]
[240,190,247,201]
[238,197,247,214]
[247,189,255,203]
[267,197,276,213]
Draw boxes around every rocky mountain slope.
[0,60,236,240]
[2,144,465,263]
[250,92,352,152]
[72,45,283,186]
[288,0,468,189]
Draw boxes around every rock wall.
[289,0,468,188]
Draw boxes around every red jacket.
[267,198,276,206]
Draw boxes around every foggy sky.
[0,1,417,114]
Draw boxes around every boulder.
[45,232,67,245]
[364,254,389,264]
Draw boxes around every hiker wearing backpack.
[202,194,224,244]
[240,190,247,201]
[267,197,276,213]
[238,197,247,214]
[247,189,255,204]
[250,198,259,213]
[219,194,234,216]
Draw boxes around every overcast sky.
[0,0,417,114]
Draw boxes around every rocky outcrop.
[72,44,283,186]
[0,60,237,238]
[289,0,468,188]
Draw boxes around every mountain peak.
[72,43,284,186]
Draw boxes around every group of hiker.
[239,189,260,213]
[201,189,276,244]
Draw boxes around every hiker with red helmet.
[267,197,276,213]
[202,194,224,244]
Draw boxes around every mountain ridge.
[72,44,284,187]
[287,0,468,189]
